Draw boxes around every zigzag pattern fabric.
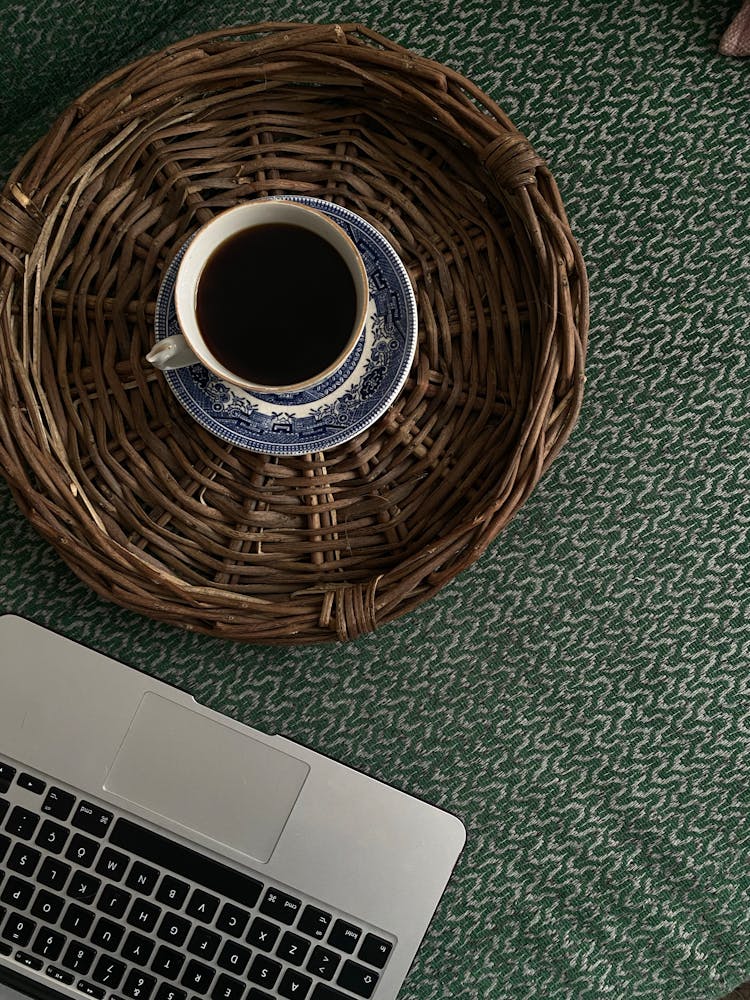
[1,2,748,998]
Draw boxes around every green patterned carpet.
[1,2,749,998]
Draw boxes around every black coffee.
[196,223,357,386]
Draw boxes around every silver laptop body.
[0,616,464,1000]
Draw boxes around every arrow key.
[336,960,379,999]
[278,969,312,999]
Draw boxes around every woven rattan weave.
[0,23,588,643]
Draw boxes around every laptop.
[0,616,464,1000]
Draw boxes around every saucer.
[153,197,418,455]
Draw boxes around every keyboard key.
[1,875,34,909]
[278,970,312,1000]
[217,940,251,975]
[16,951,44,970]
[38,856,71,891]
[31,889,64,923]
[5,806,40,840]
[357,933,392,969]
[61,902,95,936]
[336,961,379,999]
[0,938,11,956]
[156,875,189,909]
[306,946,340,981]
[62,939,96,974]
[98,884,131,919]
[35,819,70,855]
[42,787,75,821]
[247,992,273,1000]
[7,843,41,877]
[17,773,46,795]
[66,833,100,868]
[0,763,17,794]
[276,931,310,966]
[188,926,221,961]
[259,888,300,926]
[186,888,219,923]
[72,801,113,838]
[327,919,362,954]
[157,911,191,946]
[122,969,157,1000]
[2,911,36,946]
[91,916,125,951]
[181,959,215,995]
[310,987,355,1000]
[126,862,160,895]
[248,956,281,990]
[247,916,280,951]
[127,897,161,932]
[211,973,246,1000]
[78,980,106,999]
[121,930,155,964]
[297,906,332,941]
[67,870,101,904]
[111,819,262,909]
[156,985,187,1000]
[0,832,9,862]
[96,847,129,881]
[151,944,186,980]
[93,955,127,990]
[46,965,74,984]
[32,926,66,960]
[216,902,250,937]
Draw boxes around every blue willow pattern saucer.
[153,197,418,455]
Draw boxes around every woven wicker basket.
[0,23,588,643]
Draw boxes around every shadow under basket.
[0,22,588,644]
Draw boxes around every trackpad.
[105,693,309,863]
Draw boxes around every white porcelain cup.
[146,199,369,394]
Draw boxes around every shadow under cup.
[174,201,370,394]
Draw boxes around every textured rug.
[1,2,749,999]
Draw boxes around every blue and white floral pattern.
[154,197,417,455]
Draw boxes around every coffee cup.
[146,200,370,394]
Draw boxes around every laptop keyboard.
[0,760,394,1000]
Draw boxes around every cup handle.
[146,335,199,371]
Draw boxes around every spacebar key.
[109,818,263,907]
